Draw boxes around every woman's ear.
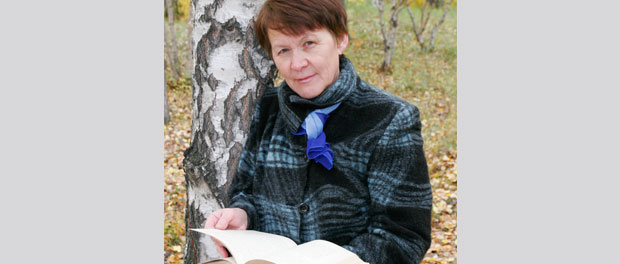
[337,33,349,55]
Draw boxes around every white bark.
[183,0,274,263]
[375,0,406,72]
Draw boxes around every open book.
[191,229,368,264]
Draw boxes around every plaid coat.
[228,56,432,264]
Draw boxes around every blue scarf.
[291,102,342,170]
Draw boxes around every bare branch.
[395,0,407,14]
[406,0,455,52]
[406,3,425,49]
[374,0,388,49]
[376,0,408,71]
[420,0,428,34]
[428,0,453,51]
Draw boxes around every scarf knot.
[292,102,341,170]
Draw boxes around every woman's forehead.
[269,28,330,44]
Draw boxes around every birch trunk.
[182,0,275,263]
[383,3,398,72]
[375,0,405,72]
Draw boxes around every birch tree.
[406,0,454,51]
[164,0,179,125]
[374,0,407,72]
[182,0,275,263]
[185,3,194,76]
[165,0,183,79]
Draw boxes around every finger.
[211,237,228,257]
[204,210,223,229]
[210,237,224,249]
[216,245,229,258]
[215,209,233,229]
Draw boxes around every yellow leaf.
[172,245,182,252]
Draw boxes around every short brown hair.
[254,0,348,57]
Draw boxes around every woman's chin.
[291,85,326,99]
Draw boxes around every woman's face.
[268,28,348,99]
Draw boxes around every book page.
[203,257,236,264]
[192,229,297,264]
[247,239,368,264]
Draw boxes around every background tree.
[165,0,181,125]
[374,0,407,72]
[185,3,193,76]
[182,0,276,263]
[165,0,183,80]
[406,0,454,51]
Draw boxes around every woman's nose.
[290,51,308,71]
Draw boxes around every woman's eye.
[304,41,315,46]
[278,49,289,55]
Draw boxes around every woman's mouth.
[296,74,315,84]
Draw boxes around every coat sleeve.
[226,101,263,230]
[343,103,432,264]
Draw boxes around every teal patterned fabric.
[228,56,432,264]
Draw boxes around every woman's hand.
[203,208,248,257]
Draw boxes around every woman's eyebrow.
[270,40,290,48]
[302,32,317,39]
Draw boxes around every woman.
[205,0,432,263]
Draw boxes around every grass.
[165,1,457,263]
